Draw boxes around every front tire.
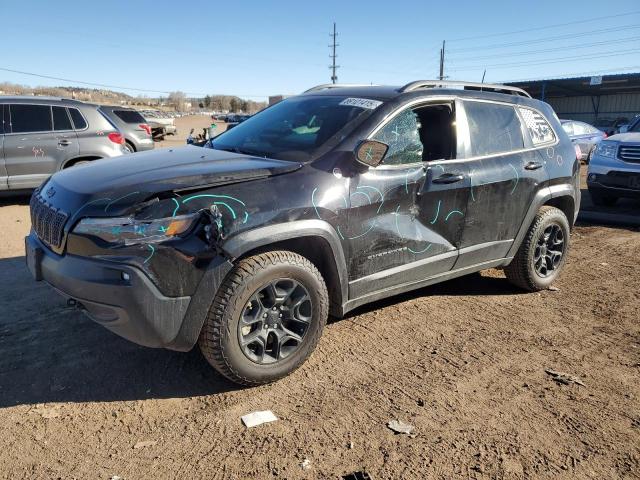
[505,206,570,291]
[198,251,328,386]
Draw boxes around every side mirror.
[355,140,389,167]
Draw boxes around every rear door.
[0,104,8,190]
[4,103,77,189]
[455,100,549,268]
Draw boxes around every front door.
[346,101,470,299]
[4,104,78,190]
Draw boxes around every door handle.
[58,139,71,146]
[524,161,543,170]
[432,172,464,184]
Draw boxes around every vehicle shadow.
[577,187,640,229]
[0,256,239,408]
[0,194,31,207]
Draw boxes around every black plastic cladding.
[30,86,579,349]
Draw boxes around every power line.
[447,10,640,42]
[329,22,339,84]
[0,66,270,98]
[447,48,640,72]
[447,35,640,62]
[448,24,640,53]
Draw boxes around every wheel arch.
[506,184,577,259]
[223,220,348,317]
[544,195,575,230]
[62,155,102,169]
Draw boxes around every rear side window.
[465,101,524,157]
[9,104,52,133]
[69,108,88,130]
[52,106,73,131]
[113,109,146,124]
[518,107,555,145]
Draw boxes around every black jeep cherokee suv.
[26,81,580,386]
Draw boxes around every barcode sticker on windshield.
[339,98,382,110]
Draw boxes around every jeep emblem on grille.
[45,186,56,198]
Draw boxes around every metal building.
[511,73,640,127]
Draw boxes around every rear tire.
[504,206,570,292]
[123,141,135,154]
[198,251,328,386]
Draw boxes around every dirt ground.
[1,153,639,479]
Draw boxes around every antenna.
[329,22,339,84]
[438,40,446,81]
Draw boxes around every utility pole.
[438,40,445,81]
[329,22,339,84]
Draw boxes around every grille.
[618,145,640,163]
[30,192,68,248]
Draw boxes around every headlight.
[595,141,618,159]
[73,213,198,245]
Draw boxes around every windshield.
[630,119,640,132]
[211,95,381,161]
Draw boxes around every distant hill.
[0,82,268,113]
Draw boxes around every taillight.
[139,123,151,135]
[602,132,608,138]
[108,132,125,145]
[574,144,582,160]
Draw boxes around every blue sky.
[1,0,639,100]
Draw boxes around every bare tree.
[168,91,187,111]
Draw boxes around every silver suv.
[98,106,154,154]
[0,97,125,193]
[587,117,640,206]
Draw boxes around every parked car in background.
[560,120,606,163]
[25,80,580,385]
[617,114,640,134]
[98,106,153,153]
[587,117,640,206]
[0,96,125,193]
[593,117,630,137]
[140,110,177,140]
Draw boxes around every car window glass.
[212,96,377,162]
[573,122,589,135]
[373,109,423,165]
[518,107,555,146]
[465,102,524,156]
[9,104,52,133]
[69,108,88,130]
[113,109,146,124]
[561,122,574,135]
[52,106,72,131]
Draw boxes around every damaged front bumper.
[25,232,232,351]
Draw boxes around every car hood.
[46,146,302,217]
[607,132,640,143]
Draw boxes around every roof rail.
[303,83,379,93]
[398,80,532,98]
